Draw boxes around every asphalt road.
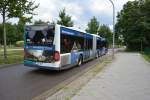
[0,58,101,100]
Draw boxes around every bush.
[15,41,24,47]
[144,47,150,54]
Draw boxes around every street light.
[108,0,115,58]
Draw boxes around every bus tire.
[77,55,83,66]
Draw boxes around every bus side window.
[87,39,92,50]
[61,33,85,53]
[78,37,84,50]
[46,29,54,44]
[85,39,89,50]
[61,35,66,53]
[76,41,81,50]
[61,34,71,53]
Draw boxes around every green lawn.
[141,52,150,62]
[0,50,24,65]
[0,46,23,50]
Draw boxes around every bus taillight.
[54,51,60,61]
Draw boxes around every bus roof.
[25,24,54,31]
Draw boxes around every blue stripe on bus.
[61,27,84,38]
[85,34,93,39]
[61,27,93,39]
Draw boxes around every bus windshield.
[25,25,55,46]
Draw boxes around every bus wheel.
[77,56,83,66]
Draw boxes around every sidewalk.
[72,53,150,100]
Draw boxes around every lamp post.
[108,0,115,58]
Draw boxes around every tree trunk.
[2,11,7,60]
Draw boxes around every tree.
[98,24,112,45]
[34,19,56,25]
[34,19,49,25]
[17,16,33,41]
[57,8,74,27]
[0,0,39,59]
[0,23,18,45]
[140,0,150,48]
[86,16,99,34]
[115,0,145,50]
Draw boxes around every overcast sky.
[0,0,134,30]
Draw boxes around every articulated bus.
[24,24,107,70]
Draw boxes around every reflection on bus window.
[72,42,78,51]
[76,41,81,50]
[61,34,84,54]
[33,31,45,44]
[26,28,54,46]
[61,35,71,53]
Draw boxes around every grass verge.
[141,52,150,62]
[0,50,23,65]
[0,46,23,50]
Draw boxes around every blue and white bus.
[24,24,107,70]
